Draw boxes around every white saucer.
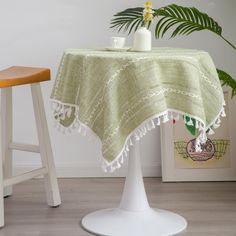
[105,47,130,52]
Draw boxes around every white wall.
[0,0,235,177]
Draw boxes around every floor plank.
[0,178,235,236]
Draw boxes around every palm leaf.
[155,4,222,38]
[217,69,236,98]
[185,117,196,136]
[110,4,236,50]
[110,7,144,34]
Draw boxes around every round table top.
[51,47,225,172]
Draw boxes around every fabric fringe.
[51,99,226,173]
[52,101,88,137]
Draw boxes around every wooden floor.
[0,178,235,236]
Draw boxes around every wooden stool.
[0,66,61,227]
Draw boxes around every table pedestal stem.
[119,140,149,211]
[81,140,187,236]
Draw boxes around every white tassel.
[66,107,72,118]
[142,126,147,134]
[72,122,79,129]
[186,118,194,126]
[156,117,161,126]
[212,123,220,129]
[195,121,199,129]
[151,119,155,129]
[146,120,155,130]
[198,123,204,131]
[139,130,143,138]
[60,113,66,120]
[102,164,108,173]
[59,105,65,113]
[120,155,124,164]
[163,113,169,123]
[216,118,221,125]
[208,128,215,135]
[221,109,226,117]
[135,133,140,141]
[54,104,62,112]
[195,137,202,152]
[199,131,207,143]
[115,161,121,169]
[184,116,187,124]
[129,138,133,146]
[147,123,152,131]
[142,127,146,135]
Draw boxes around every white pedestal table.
[50,48,225,236]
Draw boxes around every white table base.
[81,140,187,236]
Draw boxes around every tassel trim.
[51,99,226,172]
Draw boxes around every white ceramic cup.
[110,37,126,49]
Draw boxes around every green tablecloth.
[51,48,225,172]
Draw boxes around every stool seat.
[0,66,50,88]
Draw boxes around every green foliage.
[110,7,144,34]
[155,4,222,38]
[110,4,223,38]
[217,69,236,98]
[111,4,236,50]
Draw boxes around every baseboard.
[13,162,162,178]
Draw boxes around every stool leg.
[0,89,11,227]
[31,83,61,207]
[0,144,4,228]
[1,88,13,198]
